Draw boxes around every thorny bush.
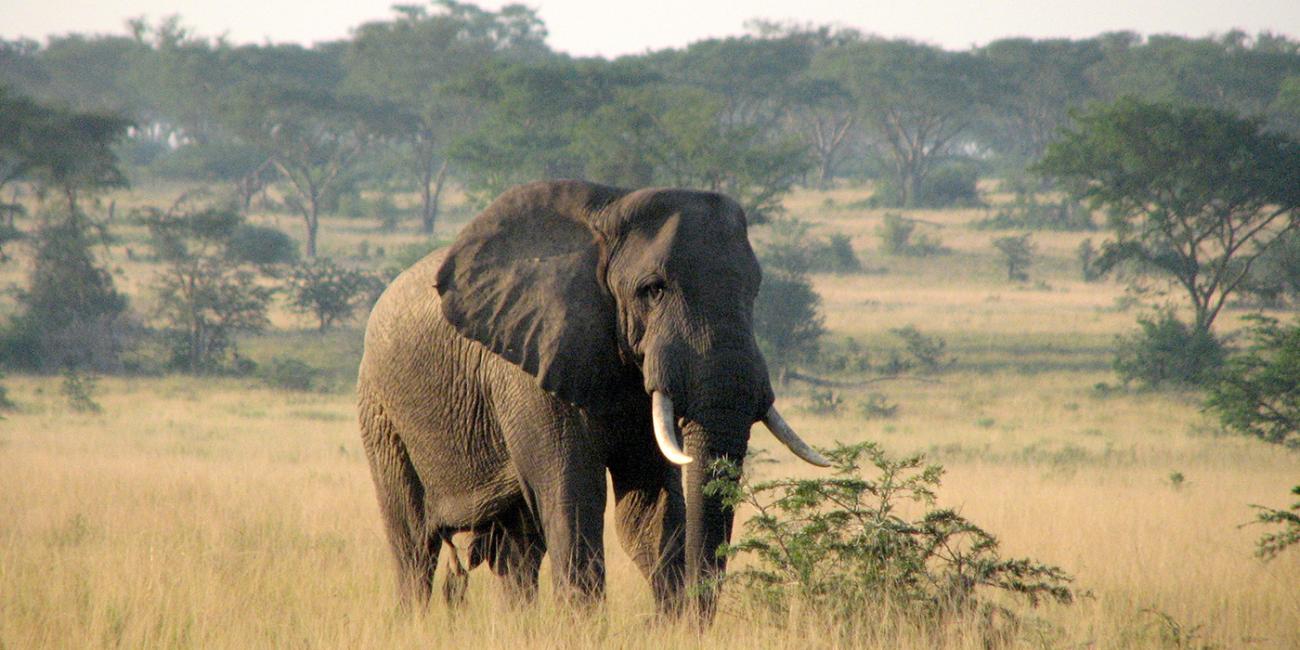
[705,442,1074,639]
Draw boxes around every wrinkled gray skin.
[357,180,778,618]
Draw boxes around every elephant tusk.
[651,391,693,465]
[762,406,831,467]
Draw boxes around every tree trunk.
[421,160,449,236]
[305,203,319,258]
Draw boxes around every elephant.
[356,179,827,619]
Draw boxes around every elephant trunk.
[681,419,747,621]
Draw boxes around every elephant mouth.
[649,391,829,467]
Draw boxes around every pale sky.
[3,0,1299,56]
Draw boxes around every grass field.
[2,182,1298,648]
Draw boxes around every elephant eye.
[638,278,667,302]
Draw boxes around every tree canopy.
[1038,98,1300,334]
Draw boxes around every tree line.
[4,3,1300,257]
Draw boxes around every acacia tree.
[140,195,283,372]
[787,76,856,189]
[344,1,548,235]
[0,86,131,212]
[576,82,811,221]
[977,38,1103,163]
[1039,99,1300,336]
[815,39,986,207]
[228,87,379,257]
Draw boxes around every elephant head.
[435,180,826,614]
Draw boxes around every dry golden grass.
[2,183,1298,648]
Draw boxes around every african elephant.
[357,180,827,619]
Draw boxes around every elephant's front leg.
[609,434,687,617]
[498,391,610,606]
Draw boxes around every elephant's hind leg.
[359,398,441,609]
[440,533,470,606]
[470,510,545,606]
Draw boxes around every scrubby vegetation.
[709,443,1074,641]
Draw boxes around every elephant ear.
[435,181,631,408]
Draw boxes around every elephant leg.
[359,398,440,609]
[610,442,687,616]
[470,511,545,605]
[440,533,469,607]
[533,475,606,606]
[496,382,609,606]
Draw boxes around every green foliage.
[869,162,982,208]
[582,83,811,221]
[148,141,267,182]
[805,390,844,415]
[140,197,276,373]
[1077,239,1101,282]
[888,325,953,374]
[707,443,1074,634]
[816,40,988,208]
[259,356,321,392]
[0,208,132,372]
[1038,98,1300,334]
[225,224,298,267]
[876,213,945,257]
[992,233,1035,281]
[760,219,861,275]
[0,86,131,211]
[754,272,825,374]
[753,221,830,373]
[1205,316,1300,448]
[1239,229,1300,307]
[857,393,899,420]
[1113,311,1225,389]
[974,177,1093,231]
[1140,609,1217,650]
[60,368,101,413]
[283,257,384,332]
[1247,485,1300,560]
[0,371,16,414]
[344,1,548,233]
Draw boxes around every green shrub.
[141,201,274,374]
[1114,312,1224,388]
[857,393,899,419]
[992,234,1035,282]
[805,390,843,415]
[760,219,862,275]
[60,369,102,413]
[226,224,299,267]
[817,234,863,274]
[0,372,14,413]
[870,163,982,208]
[973,197,1093,232]
[1248,485,1300,560]
[890,325,953,373]
[260,356,320,391]
[1205,316,1300,448]
[754,271,825,374]
[283,257,385,332]
[1,208,133,372]
[877,213,946,257]
[706,443,1074,636]
[1077,239,1101,282]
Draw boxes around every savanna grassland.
[2,182,1298,649]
